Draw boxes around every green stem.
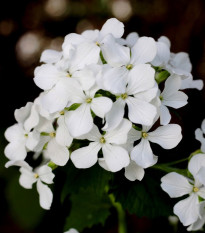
[109,193,127,233]
[152,164,187,176]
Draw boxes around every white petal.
[24,105,40,132]
[71,142,101,168]
[158,36,171,48]
[100,18,124,38]
[101,34,130,67]
[73,69,95,91]
[98,158,111,171]
[161,172,193,197]
[187,202,205,231]
[14,102,33,124]
[102,144,130,172]
[134,84,158,102]
[126,127,142,143]
[19,167,36,189]
[126,97,157,126]
[102,66,128,94]
[44,138,69,166]
[174,194,199,226]
[148,124,182,149]
[131,139,157,168]
[188,153,205,178]
[201,119,205,134]
[103,98,125,132]
[40,49,62,64]
[105,119,132,145]
[170,52,192,73]
[36,180,53,210]
[36,165,54,184]
[131,37,157,64]
[4,142,27,161]
[76,124,101,141]
[64,229,79,233]
[26,130,40,151]
[125,160,145,181]
[56,116,73,147]
[91,97,112,118]
[34,64,61,90]
[162,91,188,109]
[126,64,155,95]
[151,41,170,66]
[70,42,100,72]
[159,105,171,125]
[180,77,203,90]
[125,32,139,47]
[5,124,25,142]
[65,103,93,137]
[41,79,72,113]
[5,160,31,170]
[82,29,99,41]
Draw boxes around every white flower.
[4,123,39,161]
[161,153,205,227]
[64,229,79,233]
[71,119,131,172]
[195,119,205,153]
[5,160,54,210]
[159,75,188,125]
[62,18,124,60]
[34,118,71,166]
[103,64,157,131]
[101,36,157,94]
[130,124,182,168]
[65,85,113,137]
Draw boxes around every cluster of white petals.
[4,18,202,210]
[161,153,205,231]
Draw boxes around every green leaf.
[6,176,45,230]
[112,171,172,218]
[61,163,113,202]
[64,188,111,231]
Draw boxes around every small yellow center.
[86,98,92,103]
[95,41,100,46]
[121,93,128,100]
[100,137,106,144]
[142,132,148,138]
[49,132,56,138]
[193,187,199,192]
[24,134,28,138]
[126,64,133,70]
[159,95,163,101]
[60,111,65,115]
[34,173,39,179]
[67,72,72,78]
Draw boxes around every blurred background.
[0,0,205,232]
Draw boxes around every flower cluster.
[161,119,205,231]
[4,17,203,225]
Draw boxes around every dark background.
[0,0,205,232]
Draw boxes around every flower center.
[95,41,100,46]
[193,187,199,192]
[100,137,106,144]
[126,64,133,70]
[159,95,163,101]
[60,111,65,115]
[67,72,72,78]
[86,98,92,103]
[24,134,28,138]
[142,132,148,138]
[34,173,39,179]
[49,132,56,138]
[121,93,128,100]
